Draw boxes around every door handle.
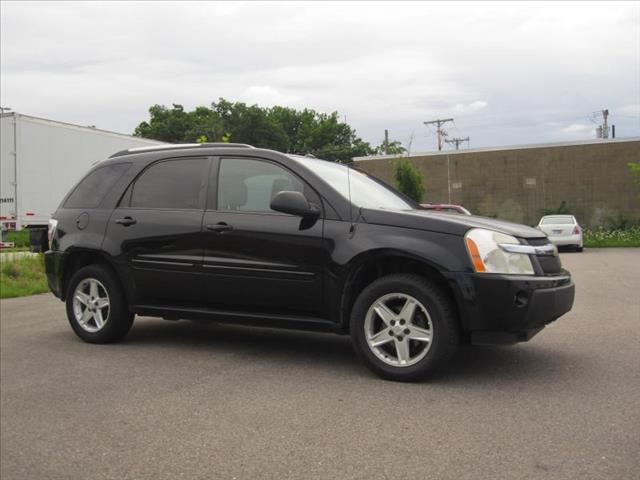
[206,222,233,233]
[115,217,137,226]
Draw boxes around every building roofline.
[353,136,640,162]
[0,111,165,144]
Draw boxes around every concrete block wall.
[354,139,640,227]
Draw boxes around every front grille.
[525,237,550,246]
[524,237,563,274]
[537,256,563,274]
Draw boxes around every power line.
[423,118,454,151]
[444,136,470,150]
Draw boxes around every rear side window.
[64,163,130,209]
[129,158,208,210]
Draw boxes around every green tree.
[394,160,425,202]
[133,99,374,162]
[133,104,223,143]
[374,139,407,155]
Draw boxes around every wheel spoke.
[398,298,417,323]
[89,280,99,299]
[407,325,432,343]
[79,309,92,326]
[394,338,411,365]
[369,329,394,347]
[373,301,396,326]
[75,292,90,306]
[95,297,109,309]
[93,310,104,329]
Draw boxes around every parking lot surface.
[1,249,639,479]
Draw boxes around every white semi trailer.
[1,112,164,248]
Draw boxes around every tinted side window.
[218,158,316,213]
[130,158,208,209]
[64,163,131,209]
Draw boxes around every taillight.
[48,218,58,247]
[573,226,581,235]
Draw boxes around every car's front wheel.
[350,274,458,381]
[65,264,134,343]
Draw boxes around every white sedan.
[537,215,584,251]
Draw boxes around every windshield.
[289,156,414,210]
[541,215,575,225]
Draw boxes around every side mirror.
[270,191,319,218]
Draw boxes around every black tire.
[576,246,583,252]
[350,274,458,382]
[65,264,134,344]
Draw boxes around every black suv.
[45,143,575,381]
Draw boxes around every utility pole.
[424,118,454,151]
[444,136,470,150]
[407,130,415,156]
[593,109,610,138]
[602,109,609,138]
[383,129,389,155]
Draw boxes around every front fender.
[321,220,470,325]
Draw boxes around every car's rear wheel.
[65,264,133,343]
[350,274,458,381]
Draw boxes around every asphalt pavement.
[1,248,639,479]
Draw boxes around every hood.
[361,208,546,239]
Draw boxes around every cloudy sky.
[1,1,639,153]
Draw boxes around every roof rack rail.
[109,142,255,158]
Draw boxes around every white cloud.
[454,101,489,114]
[1,1,638,151]
[561,123,594,134]
[240,86,304,107]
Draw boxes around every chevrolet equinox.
[45,143,575,381]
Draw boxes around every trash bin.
[29,228,48,253]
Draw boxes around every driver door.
[201,157,325,316]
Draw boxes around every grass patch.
[583,227,640,248]
[2,229,30,248]
[0,254,49,298]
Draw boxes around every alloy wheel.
[364,293,434,367]
[72,278,110,333]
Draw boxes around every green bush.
[583,227,640,248]
[2,229,30,248]
[604,214,637,231]
[394,160,425,202]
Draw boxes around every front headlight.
[464,228,535,275]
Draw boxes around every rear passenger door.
[201,156,325,316]
[104,157,210,305]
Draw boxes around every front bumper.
[548,234,583,247]
[446,271,575,344]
